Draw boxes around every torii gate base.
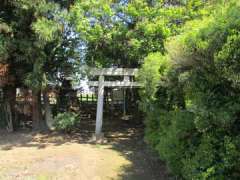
[89,68,141,140]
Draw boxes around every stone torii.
[88,68,141,139]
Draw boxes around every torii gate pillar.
[95,75,104,138]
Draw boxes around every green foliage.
[2,0,240,178]
[156,110,196,175]
[0,0,81,95]
[0,19,11,61]
[138,52,170,112]
[0,34,7,59]
[33,17,61,42]
[53,112,80,133]
[140,1,240,179]
[70,0,211,67]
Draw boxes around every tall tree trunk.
[43,90,53,130]
[3,86,16,132]
[5,101,13,132]
[32,90,43,130]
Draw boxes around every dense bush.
[53,112,80,133]
[139,1,240,179]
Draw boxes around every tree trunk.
[43,90,53,130]
[32,90,43,130]
[5,102,13,132]
[3,86,16,132]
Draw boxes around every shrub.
[53,112,80,133]
[139,1,240,179]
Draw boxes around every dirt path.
[0,129,169,180]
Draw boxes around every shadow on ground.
[104,121,170,180]
[0,129,94,151]
[0,118,170,180]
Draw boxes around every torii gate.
[88,68,141,139]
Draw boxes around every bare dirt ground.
[0,127,169,180]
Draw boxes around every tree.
[139,0,240,178]
[0,0,81,130]
[70,0,211,68]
